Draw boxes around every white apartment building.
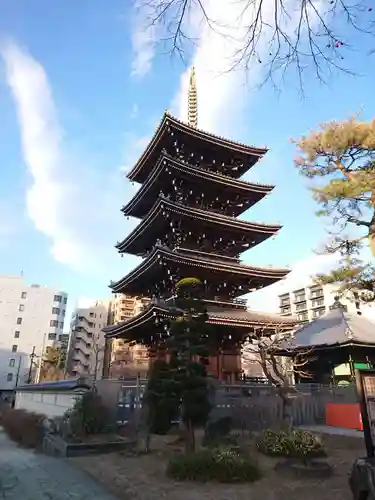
[278,282,374,323]
[67,301,109,380]
[0,275,68,393]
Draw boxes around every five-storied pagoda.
[104,68,297,382]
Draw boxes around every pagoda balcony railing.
[205,297,247,307]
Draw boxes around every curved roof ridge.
[161,196,281,230]
[110,244,290,292]
[116,196,281,254]
[122,154,273,217]
[164,111,268,155]
[127,112,268,182]
[163,151,275,189]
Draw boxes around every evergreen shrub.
[166,446,262,482]
[256,428,326,459]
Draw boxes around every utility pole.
[27,346,36,384]
[15,355,22,387]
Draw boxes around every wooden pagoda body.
[104,75,296,381]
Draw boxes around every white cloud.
[1,42,139,277]
[247,252,340,313]
[130,1,157,77]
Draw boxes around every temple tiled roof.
[103,304,297,338]
[122,153,274,218]
[110,244,290,294]
[282,307,375,350]
[127,112,268,183]
[116,196,281,254]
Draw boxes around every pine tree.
[315,238,375,302]
[169,277,212,453]
[293,116,375,299]
[144,277,212,454]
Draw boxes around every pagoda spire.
[188,66,198,128]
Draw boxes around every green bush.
[63,391,109,438]
[166,447,261,483]
[256,428,326,459]
[1,408,44,448]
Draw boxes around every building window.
[313,307,326,318]
[16,317,22,325]
[296,302,307,311]
[295,293,306,302]
[63,297,67,304]
[312,298,324,307]
[18,304,25,312]
[52,307,60,315]
[9,359,15,367]
[297,312,308,322]
[54,295,62,303]
[7,373,13,382]
[12,345,18,353]
[62,310,66,316]
[14,331,20,338]
[89,312,94,317]
[60,322,64,329]
[50,320,58,327]
[21,291,27,299]
[310,288,323,299]
[48,333,57,340]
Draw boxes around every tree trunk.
[279,389,293,428]
[369,195,375,258]
[184,421,195,454]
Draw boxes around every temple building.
[278,297,375,385]
[104,68,297,381]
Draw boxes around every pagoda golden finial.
[188,66,198,128]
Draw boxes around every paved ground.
[300,424,364,438]
[0,427,118,499]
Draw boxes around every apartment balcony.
[295,302,308,312]
[72,356,89,369]
[280,308,291,316]
[294,296,307,304]
[309,289,324,299]
[311,301,326,309]
[77,315,95,328]
[279,300,291,308]
[74,325,93,337]
[74,340,91,356]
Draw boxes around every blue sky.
[0,0,374,324]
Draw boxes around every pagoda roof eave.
[122,153,274,218]
[109,245,290,293]
[116,195,282,253]
[127,113,268,183]
[103,305,297,339]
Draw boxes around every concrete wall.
[15,390,81,418]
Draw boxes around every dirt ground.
[70,432,364,500]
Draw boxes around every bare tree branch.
[134,0,375,90]
[242,323,314,425]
